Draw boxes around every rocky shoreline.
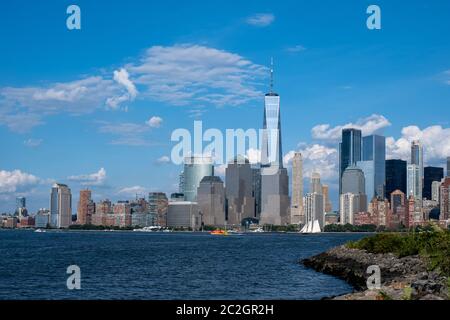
[302,245,449,300]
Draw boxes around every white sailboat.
[299,220,321,234]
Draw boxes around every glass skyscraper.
[385,159,407,199]
[182,156,214,202]
[261,60,282,169]
[357,135,386,200]
[259,59,290,226]
[339,128,362,194]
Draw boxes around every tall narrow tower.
[290,152,303,224]
[261,58,283,168]
[260,58,290,226]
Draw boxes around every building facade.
[423,166,444,200]
[385,159,407,199]
[197,176,226,227]
[182,156,214,202]
[50,183,72,228]
[290,152,303,224]
[339,128,362,194]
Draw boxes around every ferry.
[210,229,228,236]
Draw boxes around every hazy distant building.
[50,183,72,228]
[182,156,213,202]
[385,159,407,199]
[304,193,324,229]
[357,135,386,200]
[341,166,366,197]
[225,157,255,225]
[423,166,444,200]
[15,196,28,218]
[197,176,226,227]
[35,209,50,228]
[339,128,362,194]
[290,152,303,224]
[167,201,201,230]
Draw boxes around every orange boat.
[210,229,228,236]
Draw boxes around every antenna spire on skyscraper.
[270,57,274,93]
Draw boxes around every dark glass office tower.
[447,156,450,177]
[339,128,362,194]
[423,166,444,200]
[385,159,407,199]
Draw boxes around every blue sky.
[1,0,450,213]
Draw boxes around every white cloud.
[128,44,266,107]
[387,125,450,164]
[311,114,391,141]
[146,116,163,128]
[246,13,275,27]
[106,68,138,109]
[23,138,43,147]
[0,169,40,194]
[246,148,261,164]
[117,185,147,196]
[156,156,171,164]
[68,168,106,186]
[284,144,338,181]
[0,76,130,132]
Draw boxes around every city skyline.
[1,1,450,214]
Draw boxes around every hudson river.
[0,230,368,300]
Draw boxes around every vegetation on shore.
[347,226,450,276]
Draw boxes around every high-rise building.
[385,159,407,199]
[339,128,362,194]
[16,197,26,209]
[50,183,72,228]
[225,157,255,225]
[252,166,262,217]
[440,177,450,221]
[357,135,386,200]
[340,193,361,225]
[340,165,367,215]
[322,184,332,213]
[148,192,168,227]
[407,164,422,203]
[182,156,214,202]
[411,140,424,178]
[290,152,303,224]
[259,60,290,226]
[15,196,28,218]
[310,172,322,194]
[261,59,282,168]
[179,172,184,193]
[197,176,226,227]
[167,201,201,230]
[423,166,444,200]
[431,181,441,202]
[368,197,389,227]
[304,193,324,229]
[77,189,93,225]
